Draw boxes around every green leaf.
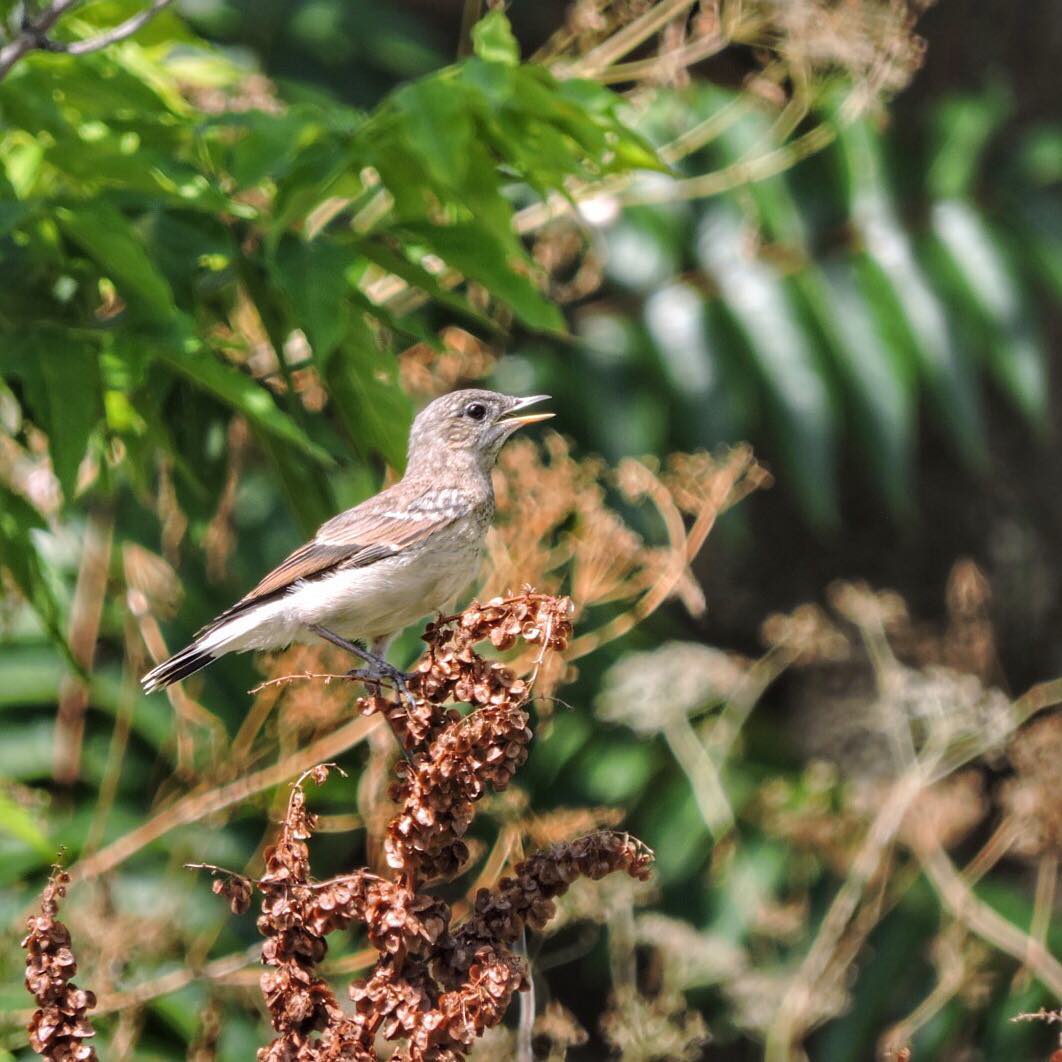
[272,236,355,364]
[399,221,565,333]
[472,11,520,66]
[817,260,914,514]
[1015,192,1062,298]
[249,431,335,539]
[696,207,837,526]
[394,78,473,188]
[838,120,985,465]
[0,486,75,669]
[156,342,334,466]
[353,236,500,333]
[323,315,412,471]
[929,199,1047,426]
[55,203,176,317]
[17,333,103,503]
[0,788,52,859]
[926,89,1010,200]
[220,106,329,189]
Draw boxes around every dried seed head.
[21,866,98,1061]
[194,594,655,1060]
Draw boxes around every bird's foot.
[349,664,418,765]
[309,625,417,762]
[346,662,416,705]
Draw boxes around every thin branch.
[765,762,937,1060]
[1024,855,1058,983]
[248,670,353,694]
[54,507,114,784]
[68,714,378,883]
[878,932,969,1059]
[6,943,262,1030]
[62,0,174,55]
[918,843,1062,998]
[0,0,172,81]
[663,713,734,839]
[558,0,698,78]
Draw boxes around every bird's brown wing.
[197,486,457,635]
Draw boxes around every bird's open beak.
[498,394,554,429]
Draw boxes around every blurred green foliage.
[520,83,1059,527]
[0,1,1060,1059]
[0,1,656,657]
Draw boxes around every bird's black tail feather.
[141,643,215,692]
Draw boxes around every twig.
[878,933,968,1060]
[663,713,733,839]
[6,943,262,1032]
[960,817,1019,885]
[558,0,698,78]
[0,0,173,80]
[1011,1008,1062,1024]
[68,714,378,883]
[82,646,139,856]
[184,862,380,891]
[0,0,79,80]
[705,645,794,765]
[1019,855,1059,989]
[765,762,937,1060]
[248,670,353,693]
[61,0,174,55]
[918,843,1062,999]
[54,507,114,784]
[568,447,758,659]
[930,676,1062,784]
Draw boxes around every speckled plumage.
[141,390,550,692]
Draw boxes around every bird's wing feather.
[197,487,458,634]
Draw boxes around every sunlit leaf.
[0,486,75,669]
[696,207,838,526]
[399,221,565,333]
[17,333,103,503]
[56,202,176,317]
[472,10,520,66]
[156,342,334,466]
[929,199,1047,425]
[0,789,52,858]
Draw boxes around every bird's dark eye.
[465,402,487,421]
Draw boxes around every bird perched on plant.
[141,389,552,696]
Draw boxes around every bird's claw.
[346,664,415,701]
[348,665,417,765]
[308,624,418,762]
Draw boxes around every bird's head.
[406,389,553,473]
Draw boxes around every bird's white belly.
[204,542,481,654]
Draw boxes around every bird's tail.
[141,642,216,693]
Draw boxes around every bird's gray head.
[405,389,552,474]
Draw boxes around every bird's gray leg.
[308,625,416,761]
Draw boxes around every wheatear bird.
[141,389,552,695]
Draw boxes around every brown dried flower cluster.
[398,327,498,399]
[194,593,652,1060]
[358,592,573,757]
[547,0,929,104]
[21,867,97,1061]
[371,595,573,879]
[438,832,653,985]
[487,435,766,702]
